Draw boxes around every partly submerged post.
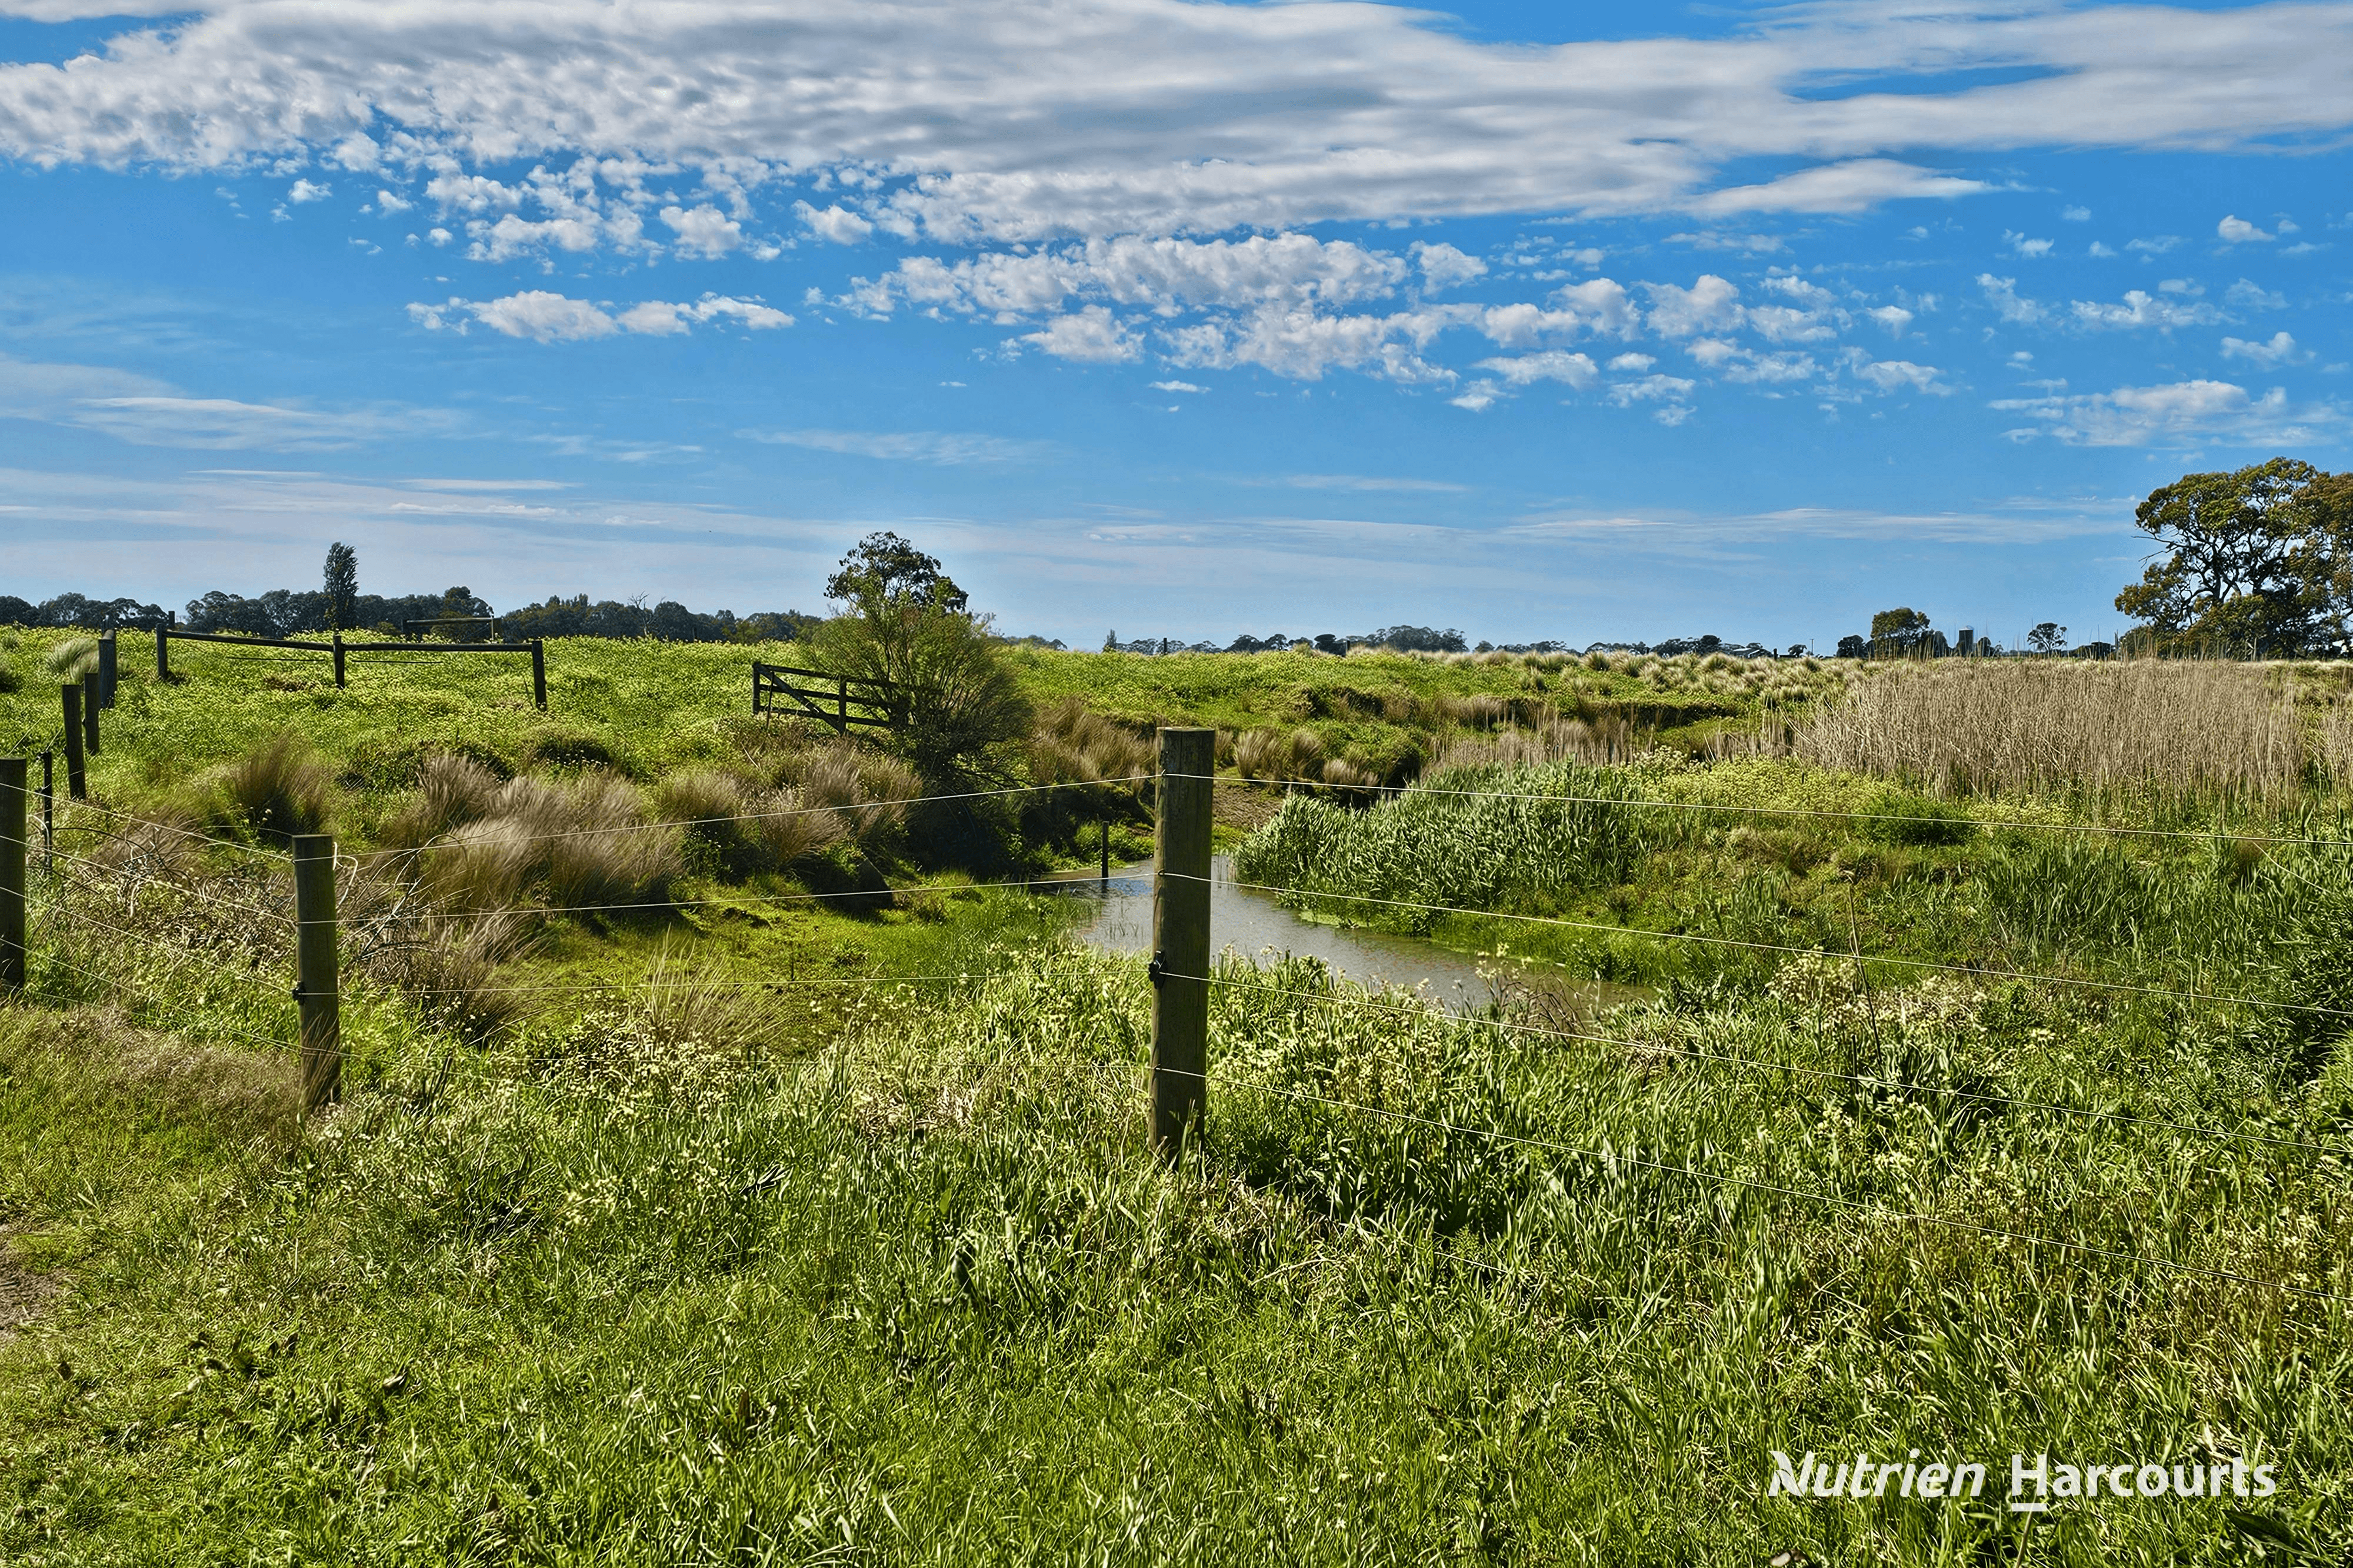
[61,685,86,800]
[1150,726,1214,1160]
[1,757,25,995]
[294,834,342,1112]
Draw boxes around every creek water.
[1049,854,1504,1013]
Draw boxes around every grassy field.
[5,630,2353,1563]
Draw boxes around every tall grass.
[1794,659,2305,800]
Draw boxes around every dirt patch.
[0,1230,60,1340]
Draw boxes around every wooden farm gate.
[751,662,905,735]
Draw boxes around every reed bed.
[1793,659,2307,800]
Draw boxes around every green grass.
[7,632,2353,1563]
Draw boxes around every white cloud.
[2127,236,2184,255]
[1411,241,1486,291]
[2220,331,2303,366]
[2217,214,2273,243]
[14,2,2351,246]
[661,203,744,259]
[1165,305,1464,383]
[1977,273,2045,325]
[1851,357,1948,395]
[1645,275,1742,338]
[2005,230,2054,257]
[0,353,450,451]
[286,178,330,203]
[1449,382,1502,412]
[796,201,873,244]
[1718,351,1818,385]
[1608,373,1696,405]
[744,428,1052,464]
[1607,352,1655,372]
[2158,278,2203,295]
[1866,304,1914,336]
[375,188,412,214]
[2224,278,2286,310]
[2070,289,2223,330]
[408,290,790,342]
[1015,305,1139,362]
[1151,379,1206,392]
[1474,351,1598,388]
[853,232,1411,319]
[2062,206,2091,222]
[2087,241,2115,257]
[1748,304,1835,344]
[1991,378,2342,446]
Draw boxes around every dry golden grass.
[1792,658,2307,799]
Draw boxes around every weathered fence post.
[81,670,101,756]
[531,639,547,710]
[332,632,346,689]
[1150,727,1214,1160]
[61,685,86,800]
[1,757,25,995]
[836,677,848,733]
[294,834,341,1112]
[38,750,52,873]
[98,630,117,709]
[156,613,171,681]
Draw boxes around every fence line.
[1142,1055,2351,1307]
[1181,968,2349,1160]
[0,830,295,929]
[46,797,293,862]
[1178,870,2353,1024]
[1179,769,2353,852]
[26,945,296,1055]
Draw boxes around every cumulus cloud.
[286,178,331,203]
[1150,379,1205,393]
[1474,351,1598,389]
[1411,241,1486,291]
[408,290,791,342]
[1645,275,1742,338]
[796,201,873,244]
[2220,331,2304,366]
[661,203,744,259]
[2005,230,2054,257]
[1991,378,2342,446]
[2224,278,2287,311]
[852,232,1410,319]
[2070,289,2223,330]
[1850,357,1948,395]
[2217,214,2273,243]
[8,1,2352,246]
[1867,304,1914,336]
[1014,305,1139,362]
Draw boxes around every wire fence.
[9,736,2352,1311]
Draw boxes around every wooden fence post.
[1150,727,1214,1160]
[156,614,171,681]
[61,685,86,800]
[38,750,52,873]
[81,670,101,757]
[98,631,117,709]
[1,758,24,995]
[332,632,346,689]
[531,639,547,710]
[294,834,341,1112]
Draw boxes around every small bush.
[382,751,502,848]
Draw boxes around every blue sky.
[2,1,2350,650]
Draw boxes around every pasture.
[3,630,2351,1564]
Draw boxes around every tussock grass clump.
[202,732,335,841]
[1797,659,2303,800]
[41,635,99,680]
[417,772,679,913]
